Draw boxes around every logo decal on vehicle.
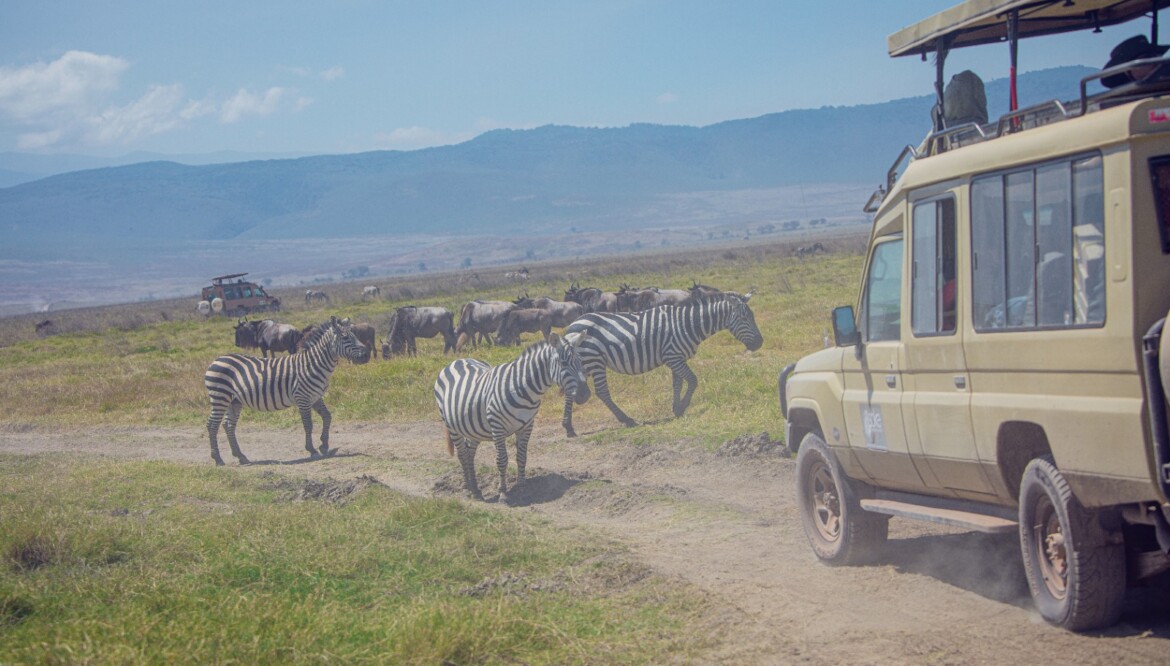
[860,404,888,451]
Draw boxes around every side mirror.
[832,305,861,347]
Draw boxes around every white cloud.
[87,83,187,144]
[320,66,345,81]
[0,50,128,121]
[220,87,287,123]
[657,92,679,104]
[0,50,313,151]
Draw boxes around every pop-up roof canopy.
[890,0,1170,57]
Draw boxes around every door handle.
[885,374,897,389]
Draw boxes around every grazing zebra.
[203,316,371,465]
[434,332,590,500]
[305,289,330,304]
[562,293,763,435]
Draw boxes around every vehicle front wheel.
[795,432,888,566]
[1018,456,1126,631]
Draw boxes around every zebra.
[561,293,763,435]
[434,332,590,500]
[203,316,371,465]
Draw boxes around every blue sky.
[0,1,1148,157]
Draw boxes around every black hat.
[1103,35,1170,88]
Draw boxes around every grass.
[0,237,869,662]
[0,237,866,449]
[0,455,715,664]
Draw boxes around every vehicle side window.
[864,239,904,342]
[912,197,956,336]
[972,154,1104,330]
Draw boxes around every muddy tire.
[1018,456,1125,631]
[795,432,888,566]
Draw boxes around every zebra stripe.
[562,294,763,432]
[204,316,370,465]
[434,332,588,500]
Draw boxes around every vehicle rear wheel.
[1018,456,1126,631]
[795,432,888,565]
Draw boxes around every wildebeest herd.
[205,281,763,500]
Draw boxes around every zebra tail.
[446,430,454,457]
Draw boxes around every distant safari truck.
[199,273,280,316]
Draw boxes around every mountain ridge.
[0,66,1096,254]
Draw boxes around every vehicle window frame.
[911,196,957,338]
[860,235,905,344]
[970,151,1105,333]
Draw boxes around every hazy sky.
[0,1,1149,157]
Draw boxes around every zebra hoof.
[235,455,251,465]
[321,447,338,457]
[565,427,577,438]
[212,456,225,466]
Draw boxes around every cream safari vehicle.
[779,0,1170,630]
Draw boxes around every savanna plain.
[2,235,1170,665]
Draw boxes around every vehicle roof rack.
[211,273,249,284]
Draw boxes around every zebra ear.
[563,331,584,347]
[741,291,753,302]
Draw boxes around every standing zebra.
[562,293,763,435]
[204,316,371,465]
[434,332,590,500]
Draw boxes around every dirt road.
[3,421,1169,664]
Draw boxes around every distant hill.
[0,66,1095,257]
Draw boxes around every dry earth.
[3,420,1170,664]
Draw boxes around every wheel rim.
[807,457,842,542]
[1032,495,1068,600]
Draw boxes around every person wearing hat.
[1102,34,1170,88]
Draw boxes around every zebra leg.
[493,435,511,497]
[562,392,577,437]
[299,405,320,458]
[206,405,227,466]
[455,437,483,500]
[313,399,334,455]
[668,360,699,417]
[223,400,250,465]
[514,421,534,484]
[592,367,637,427]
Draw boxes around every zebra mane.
[299,319,335,349]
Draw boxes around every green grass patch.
[0,455,713,664]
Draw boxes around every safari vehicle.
[200,273,280,316]
[778,0,1170,631]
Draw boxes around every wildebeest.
[495,308,554,346]
[505,266,530,282]
[34,319,57,337]
[234,318,302,358]
[794,242,826,258]
[386,305,457,356]
[456,300,517,351]
[351,323,376,360]
[616,285,694,311]
[305,290,330,304]
[563,282,619,313]
[512,294,585,328]
[361,285,380,299]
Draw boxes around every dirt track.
[3,420,1169,664]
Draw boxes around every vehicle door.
[903,195,993,495]
[841,234,925,488]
